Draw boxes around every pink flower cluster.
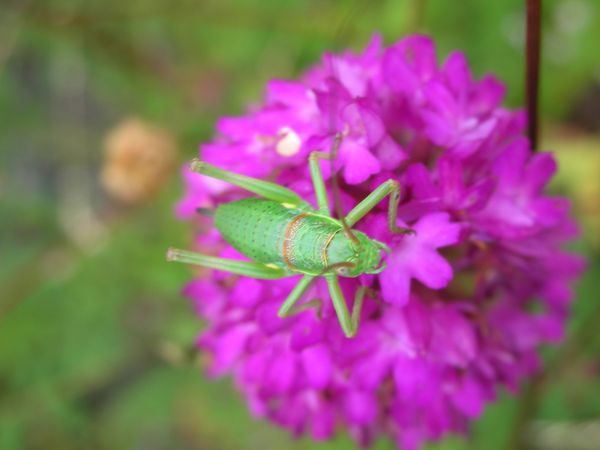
[177,35,583,449]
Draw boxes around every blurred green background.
[1,1,599,449]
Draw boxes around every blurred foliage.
[1,0,599,449]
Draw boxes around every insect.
[167,134,415,338]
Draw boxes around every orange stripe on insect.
[321,230,339,268]
[282,212,309,270]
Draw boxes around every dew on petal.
[276,126,302,156]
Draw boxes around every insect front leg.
[278,275,316,317]
[307,130,344,214]
[344,180,415,235]
[279,297,325,319]
[190,159,309,207]
[167,248,288,279]
[308,151,333,215]
[325,274,372,338]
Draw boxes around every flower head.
[177,34,583,449]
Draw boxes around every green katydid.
[167,134,415,338]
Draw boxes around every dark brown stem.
[525,0,542,151]
[505,6,544,446]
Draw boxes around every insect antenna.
[326,5,367,248]
[329,131,360,246]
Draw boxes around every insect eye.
[335,261,356,276]
[336,266,349,275]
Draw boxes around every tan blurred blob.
[528,419,600,450]
[101,118,177,204]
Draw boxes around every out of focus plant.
[101,118,177,205]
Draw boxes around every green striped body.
[214,198,354,275]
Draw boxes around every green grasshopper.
[167,135,414,338]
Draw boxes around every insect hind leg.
[167,247,287,279]
[190,159,308,207]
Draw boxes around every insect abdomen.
[214,198,342,274]
[215,198,294,267]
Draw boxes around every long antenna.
[326,2,369,246]
[525,0,542,151]
[329,130,360,245]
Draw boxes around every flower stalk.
[525,0,542,151]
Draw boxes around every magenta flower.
[177,34,583,449]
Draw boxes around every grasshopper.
[167,135,415,338]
